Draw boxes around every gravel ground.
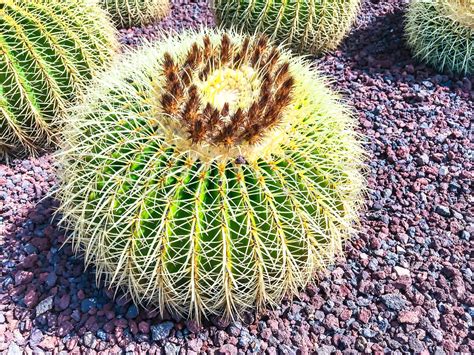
[1,0,473,353]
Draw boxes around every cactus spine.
[406,0,473,75]
[212,0,361,54]
[101,0,171,28]
[0,0,118,160]
[56,29,365,320]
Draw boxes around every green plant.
[56,29,365,320]
[406,0,473,75]
[0,0,118,160]
[212,0,361,54]
[101,0,170,28]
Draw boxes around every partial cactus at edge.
[406,0,473,75]
[212,0,361,54]
[56,29,365,320]
[101,0,170,28]
[0,0,118,160]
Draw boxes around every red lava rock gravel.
[1,0,472,353]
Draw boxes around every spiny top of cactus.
[158,33,296,159]
[57,30,365,320]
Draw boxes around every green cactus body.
[57,29,364,320]
[0,0,118,160]
[406,0,473,75]
[212,0,361,54]
[102,0,170,28]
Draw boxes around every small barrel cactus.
[101,0,170,28]
[0,0,118,160]
[212,0,361,54]
[406,0,473,75]
[57,29,364,320]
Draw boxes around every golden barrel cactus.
[56,29,365,320]
[212,0,361,54]
[0,0,118,160]
[406,0,473,75]
[101,0,170,28]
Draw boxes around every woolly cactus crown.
[0,0,118,160]
[57,29,364,320]
[406,0,473,75]
[101,0,170,28]
[212,0,361,54]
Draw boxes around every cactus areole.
[57,30,365,321]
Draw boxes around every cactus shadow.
[336,1,473,83]
[340,7,413,71]
[0,197,186,349]
[1,193,265,350]
[314,4,471,103]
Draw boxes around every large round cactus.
[0,0,118,160]
[57,29,365,320]
[212,0,361,54]
[101,0,170,28]
[406,0,473,75]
